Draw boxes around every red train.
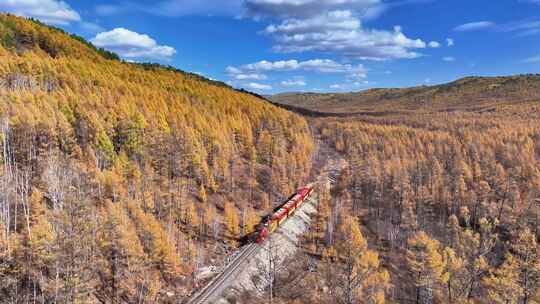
[254,185,314,244]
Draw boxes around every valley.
[0,12,539,304]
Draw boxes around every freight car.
[254,185,314,244]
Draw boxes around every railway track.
[187,243,259,304]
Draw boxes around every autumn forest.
[0,14,313,303]
[0,13,539,304]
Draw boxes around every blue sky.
[1,0,539,93]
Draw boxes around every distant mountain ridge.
[270,75,540,114]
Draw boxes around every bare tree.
[1,117,14,253]
[251,237,309,304]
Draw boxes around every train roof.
[298,188,309,196]
[284,200,296,209]
[272,207,288,220]
[291,194,302,201]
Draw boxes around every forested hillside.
[0,14,314,303]
[270,89,540,303]
[271,75,540,114]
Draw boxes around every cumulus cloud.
[225,66,267,82]
[261,9,428,60]
[245,82,272,90]
[443,56,455,62]
[446,38,454,46]
[0,0,81,25]
[95,0,433,62]
[454,21,496,32]
[244,0,431,61]
[239,74,267,80]
[245,0,380,19]
[428,41,441,48]
[91,28,176,60]
[281,79,307,86]
[227,59,367,79]
[264,10,360,34]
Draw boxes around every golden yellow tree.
[224,201,240,239]
[335,215,390,304]
[511,228,540,304]
[406,231,447,304]
[483,254,522,304]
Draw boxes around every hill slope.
[271,75,540,114]
[0,14,313,303]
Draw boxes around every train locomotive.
[253,184,314,244]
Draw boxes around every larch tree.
[483,254,522,304]
[442,247,467,304]
[335,215,389,304]
[406,231,447,304]
[223,201,240,240]
[511,228,540,304]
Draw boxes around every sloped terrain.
[0,14,314,303]
[271,75,540,114]
[270,76,540,303]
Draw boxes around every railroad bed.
[187,243,259,304]
[187,154,347,304]
[186,194,318,304]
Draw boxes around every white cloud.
[281,79,307,86]
[443,56,455,62]
[428,41,441,48]
[245,0,381,19]
[264,10,428,60]
[238,59,300,72]
[79,21,104,34]
[454,21,496,32]
[499,20,540,37]
[92,0,432,62]
[233,73,268,80]
[225,66,242,74]
[245,1,431,61]
[228,59,367,79]
[353,80,370,86]
[265,10,360,34]
[452,19,540,37]
[91,28,176,60]
[446,38,454,46]
[245,82,272,90]
[330,79,371,90]
[523,55,540,63]
[0,0,81,25]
